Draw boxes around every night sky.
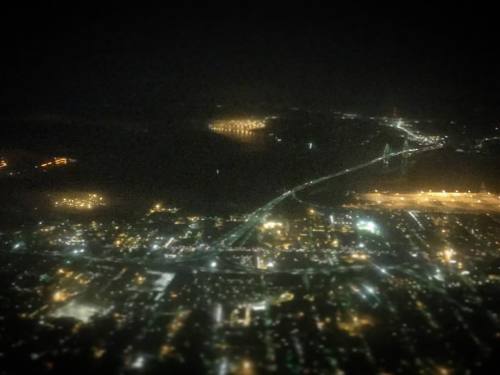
[1,4,499,123]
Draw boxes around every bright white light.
[210,261,217,268]
[214,303,223,323]
[164,237,175,249]
[50,300,103,323]
[150,272,175,292]
[377,267,387,274]
[434,272,444,281]
[131,355,145,369]
[356,220,380,235]
[251,301,267,311]
[364,285,376,294]
[218,357,229,375]
[262,221,282,230]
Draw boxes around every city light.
[53,193,106,210]
[390,119,443,145]
[348,191,500,213]
[50,300,104,323]
[208,118,266,137]
[261,221,282,230]
[438,247,457,265]
[356,219,380,235]
[39,157,75,169]
[52,290,72,302]
[336,314,374,336]
[147,202,179,215]
[2,11,499,374]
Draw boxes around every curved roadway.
[213,144,442,248]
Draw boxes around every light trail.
[407,211,424,229]
[347,191,500,213]
[475,136,500,149]
[213,144,442,248]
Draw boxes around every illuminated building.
[53,193,106,210]
[347,191,500,213]
[356,219,380,235]
[336,313,374,336]
[261,221,283,230]
[147,202,179,215]
[50,300,105,323]
[208,118,266,137]
[52,289,73,302]
[148,202,167,214]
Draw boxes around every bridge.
[212,143,442,249]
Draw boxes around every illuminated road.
[393,119,422,141]
[475,136,500,149]
[214,143,442,248]
[382,118,444,146]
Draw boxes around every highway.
[394,119,422,142]
[213,143,442,248]
[475,136,500,149]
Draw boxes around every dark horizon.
[1,5,499,122]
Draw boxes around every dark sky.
[1,4,499,122]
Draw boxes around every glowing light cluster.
[391,119,443,146]
[54,193,106,210]
[438,247,458,265]
[209,118,265,136]
[52,289,73,302]
[147,202,179,215]
[348,191,500,213]
[50,300,104,323]
[336,314,374,336]
[356,219,380,235]
[349,252,369,261]
[0,157,7,169]
[40,157,74,169]
[261,221,283,230]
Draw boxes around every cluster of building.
[0,109,498,373]
[209,118,266,136]
[38,157,75,169]
[0,157,7,169]
[347,190,500,213]
[1,206,496,374]
[53,193,106,210]
[0,155,75,177]
[0,189,498,374]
